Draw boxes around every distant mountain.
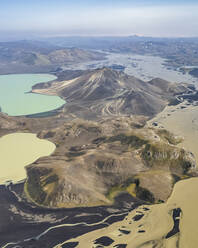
[0,40,106,74]
[43,36,198,50]
[43,36,198,68]
[32,67,190,118]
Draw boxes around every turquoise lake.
[0,74,65,116]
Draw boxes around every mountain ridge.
[32,67,191,118]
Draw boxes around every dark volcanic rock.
[61,242,79,248]
[94,236,115,246]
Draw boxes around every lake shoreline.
[0,74,65,116]
[24,103,65,118]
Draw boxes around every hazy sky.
[0,0,198,39]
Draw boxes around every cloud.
[0,4,198,37]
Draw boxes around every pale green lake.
[0,133,56,184]
[0,74,65,116]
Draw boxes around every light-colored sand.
[54,177,198,248]
[167,177,198,248]
[147,103,198,163]
[0,133,55,184]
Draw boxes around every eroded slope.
[24,117,196,208]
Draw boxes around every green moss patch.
[107,133,148,149]
[25,166,59,205]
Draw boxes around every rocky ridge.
[32,68,192,119]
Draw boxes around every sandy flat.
[54,177,198,248]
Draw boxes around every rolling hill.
[0,40,105,74]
